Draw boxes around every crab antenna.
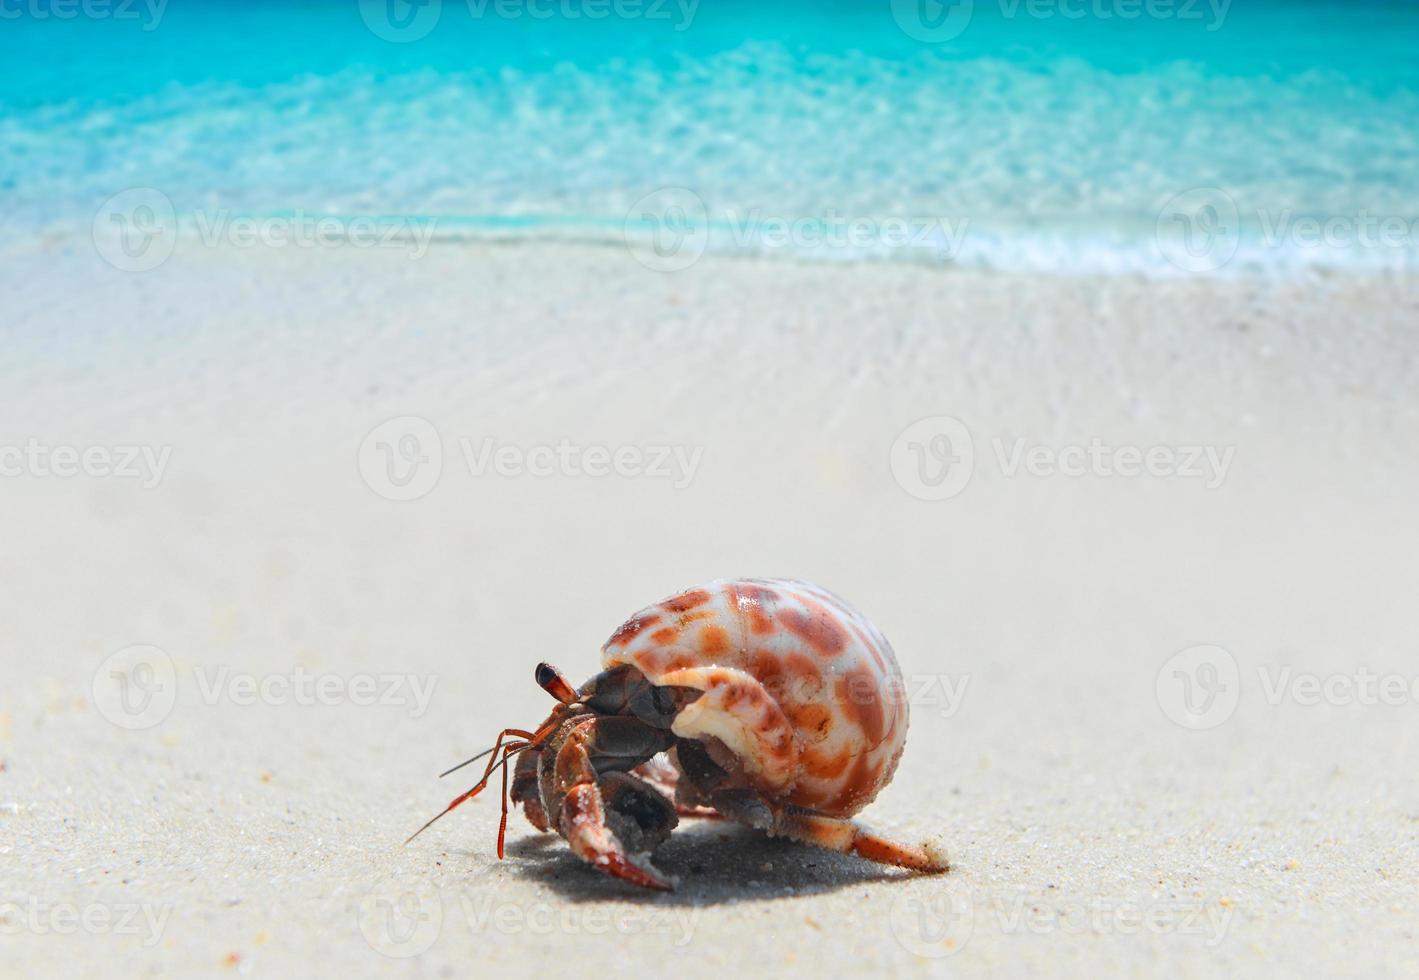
[408,717,565,848]
[436,727,537,779]
[439,669,574,779]
[403,799,460,846]
[405,742,530,846]
[438,744,498,779]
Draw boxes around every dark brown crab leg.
[631,754,722,819]
[510,745,550,831]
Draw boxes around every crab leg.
[509,745,550,832]
[771,806,950,873]
[405,729,536,844]
[545,716,676,890]
[631,754,722,819]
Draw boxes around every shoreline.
[11,214,1419,282]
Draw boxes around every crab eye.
[535,662,578,704]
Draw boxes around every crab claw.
[559,780,674,891]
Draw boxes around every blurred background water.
[4,0,1418,274]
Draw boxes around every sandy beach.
[2,235,1417,977]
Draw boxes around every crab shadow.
[495,819,909,905]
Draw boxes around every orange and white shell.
[601,578,909,817]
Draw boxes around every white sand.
[2,238,1418,977]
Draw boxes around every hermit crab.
[408,578,948,890]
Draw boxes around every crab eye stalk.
[535,662,578,704]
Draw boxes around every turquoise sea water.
[4,0,1419,275]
